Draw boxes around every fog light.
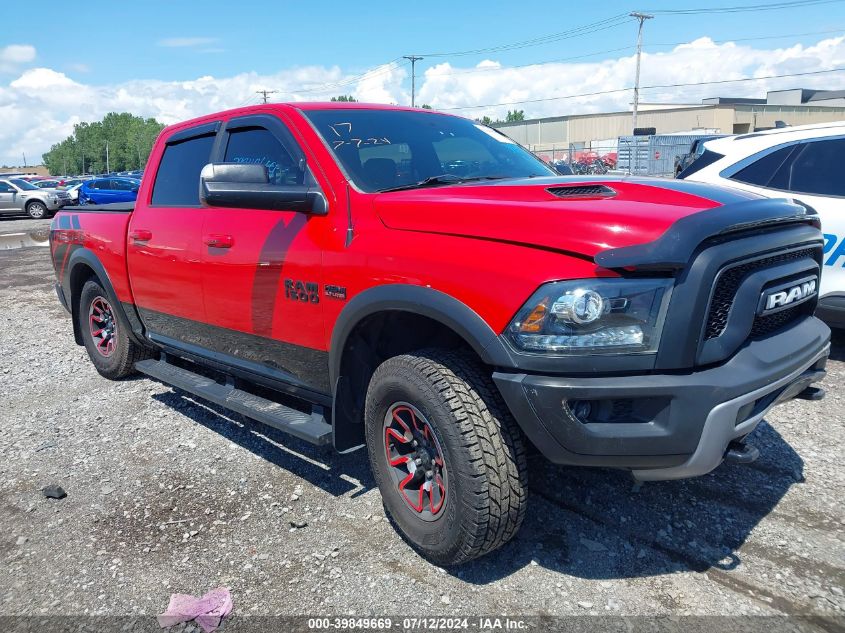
[566,399,593,423]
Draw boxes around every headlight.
[507,278,673,355]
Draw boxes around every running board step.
[135,358,332,445]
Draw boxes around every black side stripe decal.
[251,214,308,338]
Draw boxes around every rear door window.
[223,127,303,186]
[730,145,797,189]
[112,179,137,191]
[152,133,216,206]
[786,139,845,197]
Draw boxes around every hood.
[374,177,761,261]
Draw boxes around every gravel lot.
[0,216,843,625]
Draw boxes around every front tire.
[78,279,152,379]
[26,201,47,219]
[365,349,528,565]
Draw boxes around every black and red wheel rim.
[88,296,117,357]
[383,402,447,521]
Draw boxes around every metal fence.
[616,134,716,176]
[531,145,620,175]
[531,133,718,177]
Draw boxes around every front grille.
[704,247,817,340]
[750,304,806,338]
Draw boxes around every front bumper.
[493,316,830,480]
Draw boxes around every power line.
[418,14,634,58]
[646,0,844,14]
[427,27,844,80]
[439,67,845,111]
[291,58,404,95]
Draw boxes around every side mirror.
[199,163,327,214]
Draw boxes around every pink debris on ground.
[157,587,233,633]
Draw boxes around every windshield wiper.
[377,174,509,193]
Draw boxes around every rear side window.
[787,139,845,197]
[152,133,216,205]
[113,179,137,191]
[730,145,796,189]
[224,127,303,186]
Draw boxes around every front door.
[200,114,330,393]
[127,123,218,346]
[0,181,15,211]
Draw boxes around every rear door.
[783,138,845,300]
[127,122,219,345]
[200,114,330,393]
[111,178,139,203]
[721,136,845,300]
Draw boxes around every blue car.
[78,177,140,205]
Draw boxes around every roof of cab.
[157,102,457,140]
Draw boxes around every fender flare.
[65,248,146,345]
[328,283,514,388]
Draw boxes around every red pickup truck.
[50,103,830,565]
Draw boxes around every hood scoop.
[546,184,616,199]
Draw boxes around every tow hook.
[796,386,825,401]
[724,440,759,465]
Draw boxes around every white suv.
[680,122,845,328]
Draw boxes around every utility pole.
[255,89,278,104]
[106,140,110,174]
[22,152,26,168]
[630,11,653,174]
[403,55,424,107]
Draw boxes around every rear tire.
[364,348,528,565]
[26,201,47,219]
[78,279,152,379]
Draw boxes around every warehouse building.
[493,88,845,154]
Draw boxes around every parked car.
[674,136,728,177]
[33,179,64,189]
[551,160,573,175]
[78,177,141,205]
[0,177,71,218]
[50,103,830,565]
[679,121,845,327]
[65,182,84,203]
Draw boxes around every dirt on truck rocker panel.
[49,103,830,566]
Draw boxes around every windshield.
[10,179,39,191]
[303,109,554,192]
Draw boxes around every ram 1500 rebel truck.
[50,103,830,565]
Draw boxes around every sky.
[2,0,845,166]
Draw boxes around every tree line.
[43,113,165,176]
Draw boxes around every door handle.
[129,229,152,242]
[203,234,234,248]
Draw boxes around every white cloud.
[0,44,36,73]
[0,36,843,166]
[157,37,218,48]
